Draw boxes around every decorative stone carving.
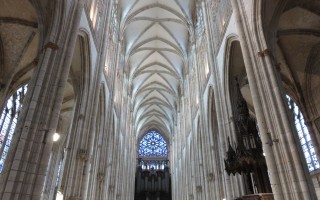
[196,185,202,193]
[32,58,39,66]
[224,79,272,193]
[224,79,265,175]
[258,49,272,57]
[109,185,115,192]
[76,149,88,160]
[98,172,105,182]
[208,0,232,50]
[44,42,59,50]
[207,173,214,181]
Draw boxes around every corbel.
[32,58,39,66]
[258,49,272,57]
[275,63,281,71]
[266,132,279,146]
[207,173,214,181]
[76,149,89,160]
[44,42,59,50]
[196,185,202,193]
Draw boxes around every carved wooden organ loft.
[224,79,272,196]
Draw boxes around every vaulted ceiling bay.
[119,0,195,142]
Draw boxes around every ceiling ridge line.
[133,78,177,100]
[121,2,189,31]
[158,22,190,57]
[124,21,156,54]
[128,36,184,58]
[134,70,180,80]
[130,47,180,56]
[133,90,172,113]
[126,17,186,26]
[131,61,180,80]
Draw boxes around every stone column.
[229,0,284,199]
[42,140,65,200]
[107,131,121,200]
[259,49,316,199]
[0,1,84,199]
[276,44,320,163]
[231,0,317,199]
[200,1,233,199]
[103,115,116,198]
[62,71,96,199]
[80,20,107,198]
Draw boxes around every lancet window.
[286,95,320,171]
[0,84,28,172]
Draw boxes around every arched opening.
[224,40,272,197]
[135,129,171,200]
[85,86,107,200]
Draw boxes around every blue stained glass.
[0,85,28,172]
[139,130,168,157]
[286,95,319,171]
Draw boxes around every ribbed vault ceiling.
[120,0,195,140]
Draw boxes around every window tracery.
[0,84,28,172]
[138,130,168,157]
[286,95,320,171]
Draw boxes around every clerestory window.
[0,84,28,172]
[139,130,168,157]
[286,95,320,171]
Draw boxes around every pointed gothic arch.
[223,35,272,195]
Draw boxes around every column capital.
[44,42,59,50]
[109,185,115,192]
[76,149,89,160]
[258,49,272,57]
[196,185,202,193]
[98,172,105,182]
[32,58,39,66]
[207,173,214,181]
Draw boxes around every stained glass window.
[286,95,320,171]
[0,84,28,172]
[139,130,168,157]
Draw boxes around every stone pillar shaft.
[229,0,284,199]
[231,0,317,199]
[0,1,84,199]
